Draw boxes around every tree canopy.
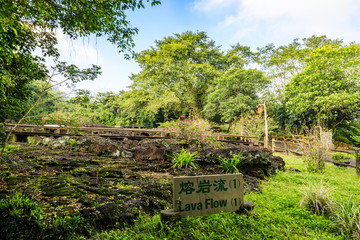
[122,31,267,127]
[132,31,222,114]
[204,68,269,125]
[0,0,160,123]
[285,44,360,129]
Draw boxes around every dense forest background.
[5,33,360,146]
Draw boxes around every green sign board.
[173,174,244,217]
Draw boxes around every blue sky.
[55,0,360,95]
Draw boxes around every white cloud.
[192,0,237,12]
[193,0,360,45]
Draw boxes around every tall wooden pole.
[263,101,269,149]
[356,149,360,177]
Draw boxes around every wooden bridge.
[2,124,255,144]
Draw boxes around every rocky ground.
[0,135,285,230]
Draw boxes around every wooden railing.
[2,124,255,143]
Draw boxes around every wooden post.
[272,138,275,153]
[240,118,244,136]
[260,101,269,149]
[356,150,360,177]
[284,141,288,155]
[9,134,17,143]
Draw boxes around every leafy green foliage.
[20,81,64,123]
[258,35,343,94]
[132,31,221,115]
[299,180,334,215]
[204,67,269,125]
[114,89,168,127]
[258,36,348,132]
[2,144,20,154]
[47,215,84,240]
[331,152,351,162]
[69,139,78,146]
[125,32,264,126]
[0,192,46,239]
[0,192,85,239]
[334,120,360,147]
[172,148,199,169]
[285,44,360,129]
[1,0,160,146]
[218,152,245,174]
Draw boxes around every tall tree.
[258,35,343,94]
[203,65,269,126]
[132,31,222,115]
[285,44,360,129]
[258,35,344,128]
[0,0,160,139]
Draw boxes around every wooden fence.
[2,124,255,144]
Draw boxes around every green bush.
[46,215,84,240]
[334,121,360,147]
[69,138,78,146]
[172,148,199,169]
[3,144,20,154]
[303,135,327,173]
[331,152,351,162]
[299,180,334,215]
[0,192,85,240]
[0,192,46,240]
[160,117,219,148]
[218,152,245,174]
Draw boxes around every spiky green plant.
[172,148,199,169]
[300,180,334,215]
[218,152,245,174]
[333,197,360,239]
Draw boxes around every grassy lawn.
[87,153,360,240]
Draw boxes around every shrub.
[303,139,327,173]
[69,138,78,146]
[333,121,360,147]
[0,192,46,240]
[299,126,328,173]
[160,117,219,148]
[3,144,20,154]
[0,192,85,240]
[172,148,199,169]
[333,197,360,239]
[218,152,245,174]
[299,180,334,215]
[47,215,84,240]
[230,114,278,142]
[331,152,351,162]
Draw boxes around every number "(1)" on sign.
[229,178,241,189]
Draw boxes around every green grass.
[3,144,20,154]
[84,154,360,239]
